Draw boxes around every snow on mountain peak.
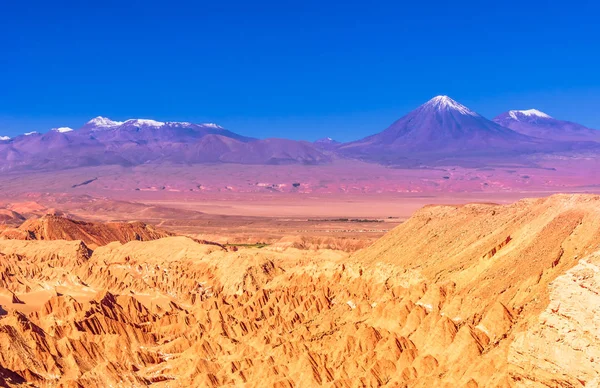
[87,116,124,128]
[201,123,223,129]
[52,127,74,133]
[86,117,223,129]
[0,136,10,141]
[508,109,552,120]
[24,131,38,136]
[125,119,165,127]
[425,95,478,116]
[166,121,192,126]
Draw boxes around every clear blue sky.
[1,0,599,141]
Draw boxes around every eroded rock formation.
[0,194,598,386]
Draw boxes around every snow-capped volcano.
[85,116,124,128]
[338,95,548,166]
[507,109,552,120]
[495,110,600,142]
[0,136,10,141]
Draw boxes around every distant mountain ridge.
[494,109,600,142]
[79,117,256,142]
[1,97,599,171]
[0,117,330,171]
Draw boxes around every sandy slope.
[0,194,598,386]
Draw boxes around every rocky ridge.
[0,214,172,248]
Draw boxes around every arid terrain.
[1,98,599,387]
[4,1,600,386]
[0,193,599,387]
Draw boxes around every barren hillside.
[0,214,172,248]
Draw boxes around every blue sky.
[1,0,599,141]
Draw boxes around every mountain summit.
[506,109,552,120]
[494,110,600,142]
[339,95,538,166]
[83,116,124,129]
[422,95,479,116]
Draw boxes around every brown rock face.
[0,214,172,248]
[0,209,25,226]
[0,194,598,386]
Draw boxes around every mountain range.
[0,118,330,171]
[337,96,600,167]
[1,96,598,171]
